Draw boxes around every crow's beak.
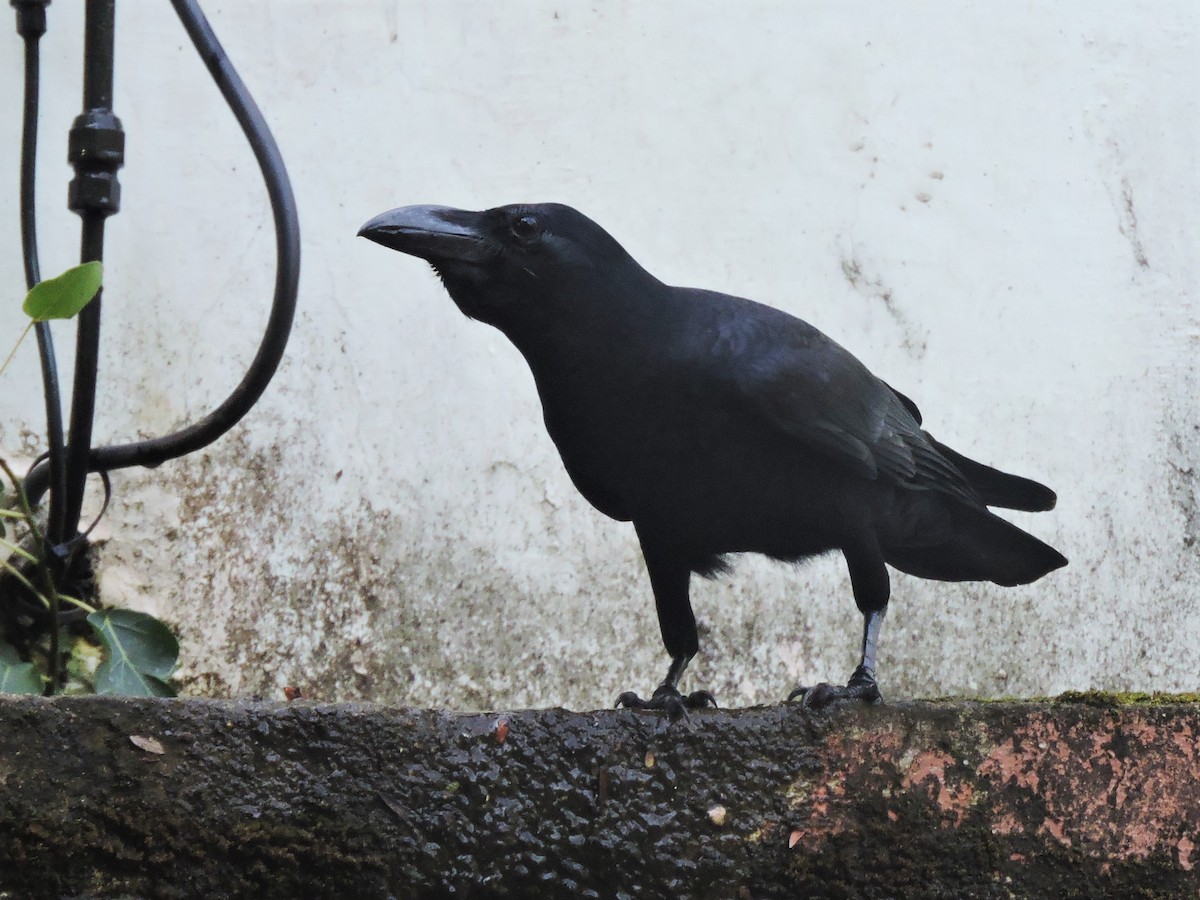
[358,205,492,263]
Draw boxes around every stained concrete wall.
[0,3,1196,709]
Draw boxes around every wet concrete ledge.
[0,694,1196,899]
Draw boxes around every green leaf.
[22,261,103,322]
[88,609,179,697]
[0,642,42,695]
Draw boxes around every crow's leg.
[788,608,885,707]
[788,536,888,709]
[616,533,718,718]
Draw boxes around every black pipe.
[14,0,49,287]
[23,0,300,503]
[61,0,123,545]
[12,0,68,545]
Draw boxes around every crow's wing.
[703,297,978,504]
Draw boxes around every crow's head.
[359,203,646,326]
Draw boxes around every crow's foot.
[787,667,882,709]
[615,683,717,719]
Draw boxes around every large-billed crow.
[360,203,1066,714]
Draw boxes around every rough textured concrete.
[0,4,1197,708]
[0,694,1196,898]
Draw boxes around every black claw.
[615,684,718,718]
[664,695,686,720]
[614,691,643,709]
[786,676,883,709]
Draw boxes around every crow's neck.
[501,269,675,378]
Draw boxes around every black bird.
[359,203,1066,714]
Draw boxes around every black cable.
[23,0,300,503]
[12,0,68,545]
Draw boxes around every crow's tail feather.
[928,436,1057,512]
[886,505,1066,586]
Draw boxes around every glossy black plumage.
[360,202,1066,713]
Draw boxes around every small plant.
[1,263,180,696]
[0,261,102,378]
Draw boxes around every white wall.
[0,2,1196,708]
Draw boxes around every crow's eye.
[510,214,542,243]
